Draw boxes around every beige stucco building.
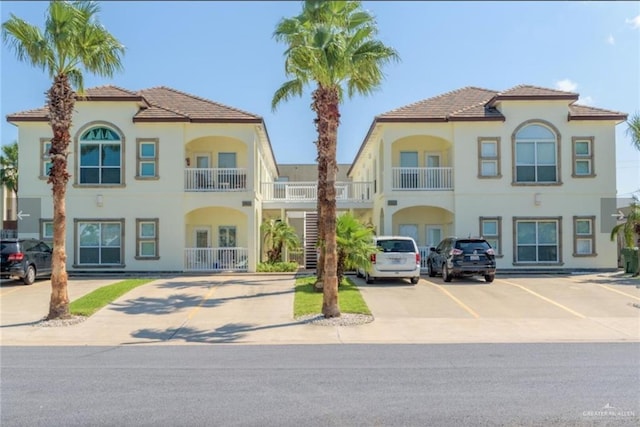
[7,84,626,273]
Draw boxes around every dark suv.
[427,237,496,283]
[0,239,53,285]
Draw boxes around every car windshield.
[457,240,491,254]
[377,239,415,252]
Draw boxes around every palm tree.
[0,141,19,196]
[336,212,376,285]
[627,113,640,152]
[610,201,640,276]
[2,1,124,319]
[272,0,399,317]
[261,218,301,263]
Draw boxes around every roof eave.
[6,116,49,123]
[447,116,505,122]
[488,94,578,107]
[376,117,449,123]
[568,113,628,122]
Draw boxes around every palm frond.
[272,78,305,111]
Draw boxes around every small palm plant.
[610,201,640,276]
[336,212,376,285]
[261,218,301,264]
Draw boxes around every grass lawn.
[294,276,371,317]
[70,278,155,317]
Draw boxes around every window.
[78,126,122,185]
[75,220,123,266]
[40,219,53,242]
[514,217,562,264]
[136,139,158,179]
[573,216,596,256]
[136,219,159,259]
[513,123,560,184]
[478,138,501,178]
[572,137,594,177]
[479,216,502,256]
[40,139,52,179]
[218,226,237,247]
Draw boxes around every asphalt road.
[2,343,639,426]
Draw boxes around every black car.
[0,239,53,285]
[427,237,496,283]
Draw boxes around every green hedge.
[257,262,299,272]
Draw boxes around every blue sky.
[1,1,639,196]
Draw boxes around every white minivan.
[356,236,421,284]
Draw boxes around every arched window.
[79,126,122,184]
[514,123,558,183]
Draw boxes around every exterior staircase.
[304,212,318,270]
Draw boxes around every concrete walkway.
[1,273,638,346]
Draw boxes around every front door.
[194,227,211,266]
[398,224,419,244]
[426,226,443,249]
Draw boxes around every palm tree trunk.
[314,153,326,291]
[313,85,340,318]
[46,74,73,320]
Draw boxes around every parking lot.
[0,272,638,345]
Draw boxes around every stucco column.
[384,205,394,236]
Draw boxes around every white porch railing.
[184,248,248,272]
[392,167,453,190]
[261,181,373,202]
[185,168,248,192]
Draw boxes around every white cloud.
[626,15,640,29]
[607,34,615,45]
[555,79,578,92]
[576,96,594,106]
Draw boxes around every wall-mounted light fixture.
[534,193,541,206]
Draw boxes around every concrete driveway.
[0,272,638,345]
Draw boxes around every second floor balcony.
[185,168,247,192]
[392,167,453,190]
[261,181,373,203]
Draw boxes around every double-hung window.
[478,138,501,178]
[136,139,158,179]
[574,216,596,256]
[479,217,502,256]
[79,126,122,185]
[40,139,52,179]
[514,218,562,264]
[514,124,559,184]
[572,137,594,177]
[136,219,159,259]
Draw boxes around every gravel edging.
[33,315,88,328]
[295,313,374,326]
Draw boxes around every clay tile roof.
[78,85,144,101]
[135,86,262,123]
[568,104,627,121]
[377,87,502,122]
[6,106,50,122]
[488,84,578,105]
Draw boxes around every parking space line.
[427,281,480,319]
[596,284,640,302]
[497,279,586,318]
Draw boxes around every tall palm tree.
[0,141,19,196]
[272,0,399,317]
[627,113,640,152]
[2,1,124,319]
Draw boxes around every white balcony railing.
[185,168,248,192]
[261,181,373,202]
[184,247,248,271]
[392,167,453,190]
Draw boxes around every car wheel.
[410,276,419,284]
[365,273,374,284]
[428,261,436,277]
[484,274,495,283]
[23,265,36,286]
[356,269,363,278]
[442,264,452,282]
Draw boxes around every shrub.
[257,261,299,272]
